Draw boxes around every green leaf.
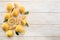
[11,8,14,12]
[3,19,8,22]
[24,11,29,15]
[26,22,29,27]
[15,31,19,35]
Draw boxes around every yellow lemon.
[21,19,26,26]
[12,9,19,17]
[19,6,25,14]
[7,3,12,11]
[4,13,11,19]
[2,22,9,32]
[16,18,21,25]
[14,2,18,8]
[6,30,13,37]
[15,25,23,32]
[8,17,15,25]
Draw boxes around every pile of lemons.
[2,3,29,37]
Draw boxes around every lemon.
[19,6,25,14]
[14,2,18,8]
[15,25,23,32]
[16,18,21,25]
[21,19,26,26]
[2,22,9,32]
[4,13,11,20]
[6,30,13,37]
[8,17,15,25]
[12,9,19,17]
[7,3,12,11]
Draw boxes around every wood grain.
[0,0,60,12]
[0,0,60,40]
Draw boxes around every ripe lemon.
[14,2,18,8]
[15,25,23,32]
[16,18,21,25]
[7,3,12,11]
[6,30,13,37]
[19,6,25,14]
[4,13,11,19]
[21,19,26,26]
[2,22,9,32]
[12,9,19,17]
[8,17,15,25]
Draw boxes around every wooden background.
[0,0,60,40]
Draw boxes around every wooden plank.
[0,2,41,12]
[0,1,60,12]
[0,36,60,40]
[0,24,60,36]
[0,0,60,40]
[0,13,60,25]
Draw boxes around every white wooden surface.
[0,0,60,40]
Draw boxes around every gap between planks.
[0,36,60,37]
[1,23,60,25]
[0,12,60,13]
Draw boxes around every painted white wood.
[0,0,60,40]
[0,0,60,12]
[0,13,60,25]
[0,24,60,36]
[0,36,60,40]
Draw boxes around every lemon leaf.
[3,19,8,22]
[11,8,14,12]
[24,11,29,15]
[15,31,19,35]
[26,22,29,27]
